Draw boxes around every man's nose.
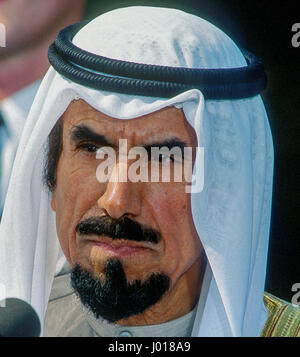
[97,160,142,219]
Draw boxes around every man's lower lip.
[89,241,148,256]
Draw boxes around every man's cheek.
[67,164,97,185]
[152,191,187,222]
[57,172,97,210]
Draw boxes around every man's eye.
[154,154,174,163]
[77,143,99,153]
[161,154,173,163]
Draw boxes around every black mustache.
[76,216,161,244]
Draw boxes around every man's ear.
[51,191,56,211]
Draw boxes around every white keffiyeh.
[0,6,273,336]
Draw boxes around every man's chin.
[70,258,170,323]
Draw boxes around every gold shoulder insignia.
[261,292,300,337]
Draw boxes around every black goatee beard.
[70,258,170,323]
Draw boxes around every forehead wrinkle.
[62,99,119,128]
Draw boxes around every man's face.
[51,99,204,323]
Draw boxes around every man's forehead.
[61,98,196,144]
[63,98,184,122]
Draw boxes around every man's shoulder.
[44,272,96,336]
[261,291,300,337]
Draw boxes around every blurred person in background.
[0,0,86,218]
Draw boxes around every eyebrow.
[143,138,188,157]
[70,125,116,147]
[70,124,188,154]
[145,138,188,150]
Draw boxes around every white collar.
[85,302,198,337]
